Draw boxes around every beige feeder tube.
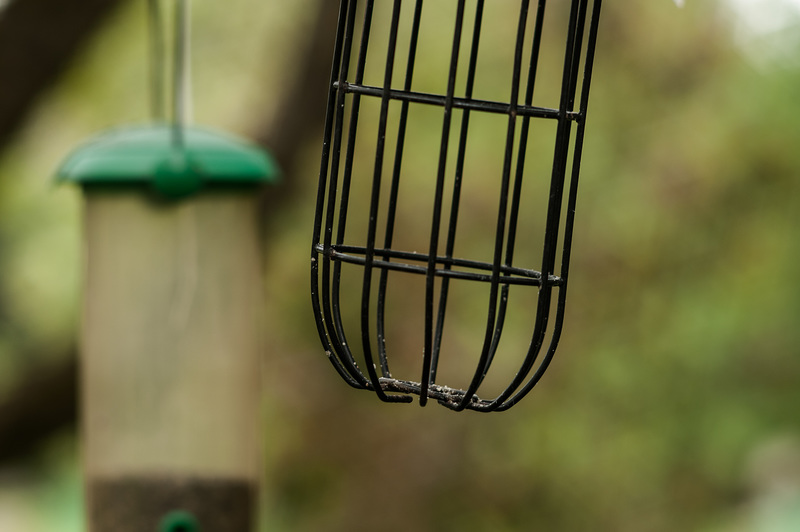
[81,190,263,532]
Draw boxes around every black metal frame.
[311,0,603,412]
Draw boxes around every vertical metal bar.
[329,0,376,376]
[316,0,370,387]
[454,0,530,411]
[479,0,548,396]
[504,0,548,271]
[319,0,382,390]
[310,0,346,377]
[537,0,582,295]
[429,0,485,385]
[497,0,602,411]
[565,0,589,109]
[489,0,591,411]
[360,0,409,403]
[376,0,425,379]
[421,0,466,406]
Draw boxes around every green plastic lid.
[57,124,280,199]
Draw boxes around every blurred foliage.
[1,0,800,531]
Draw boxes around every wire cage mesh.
[311,0,603,412]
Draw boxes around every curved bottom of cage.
[375,377,491,411]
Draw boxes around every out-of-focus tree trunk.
[255,0,340,230]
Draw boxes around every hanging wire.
[172,0,191,148]
[147,0,165,121]
[147,0,191,146]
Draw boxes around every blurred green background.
[1,0,799,530]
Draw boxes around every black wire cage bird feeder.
[312,0,603,412]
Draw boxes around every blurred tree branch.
[0,0,338,466]
[0,0,128,149]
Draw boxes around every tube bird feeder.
[311,0,603,411]
[56,2,278,531]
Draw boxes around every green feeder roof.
[57,124,280,199]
